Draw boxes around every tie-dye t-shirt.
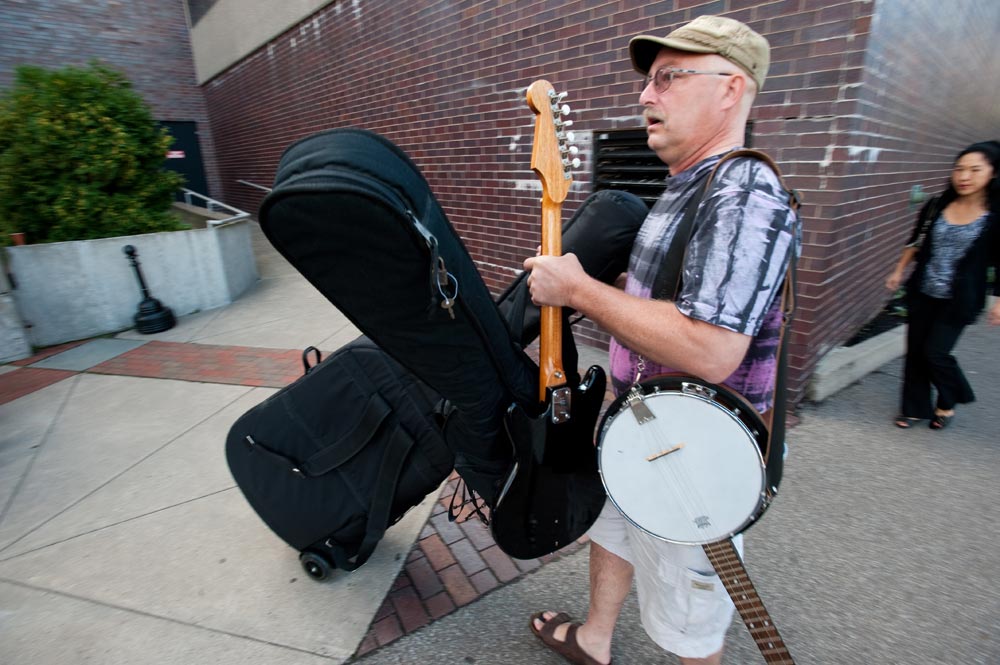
[608,151,801,413]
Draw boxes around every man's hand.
[523,252,587,308]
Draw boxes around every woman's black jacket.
[904,196,1000,325]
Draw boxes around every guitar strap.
[651,149,800,464]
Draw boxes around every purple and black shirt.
[608,150,801,413]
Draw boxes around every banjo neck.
[703,539,795,664]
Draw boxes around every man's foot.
[894,415,920,429]
[529,611,611,665]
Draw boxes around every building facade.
[2,0,998,404]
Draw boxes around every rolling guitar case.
[225,337,455,579]
[232,128,646,575]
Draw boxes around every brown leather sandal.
[529,612,612,665]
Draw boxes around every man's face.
[639,49,735,169]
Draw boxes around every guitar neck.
[538,195,564,400]
[702,539,795,665]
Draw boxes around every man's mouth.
[644,111,665,128]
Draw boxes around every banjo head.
[597,379,767,545]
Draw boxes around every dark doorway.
[160,121,209,204]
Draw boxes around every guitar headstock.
[526,80,581,205]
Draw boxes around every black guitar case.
[258,128,646,507]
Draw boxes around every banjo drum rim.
[596,376,770,546]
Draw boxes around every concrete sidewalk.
[2,220,998,664]
[0,222,412,664]
[0,220,595,664]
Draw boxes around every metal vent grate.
[592,129,668,206]
[592,124,755,207]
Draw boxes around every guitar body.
[490,79,606,560]
[491,365,607,560]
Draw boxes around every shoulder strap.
[906,195,942,249]
[652,149,801,452]
[652,149,800,301]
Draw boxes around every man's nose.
[639,81,658,105]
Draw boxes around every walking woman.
[886,141,1000,430]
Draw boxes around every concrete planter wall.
[4,218,258,350]
[0,267,31,362]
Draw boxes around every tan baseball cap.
[629,15,770,90]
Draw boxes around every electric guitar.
[489,80,607,560]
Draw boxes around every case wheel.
[299,551,333,581]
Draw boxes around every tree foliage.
[0,62,185,245]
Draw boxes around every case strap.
[301,393,392,475]
[327,425,416,571]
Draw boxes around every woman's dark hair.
[937,140,1000,214]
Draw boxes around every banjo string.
[643,393,715,540]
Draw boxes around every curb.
[807,325,905,402]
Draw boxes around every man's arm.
[524,253,750,383]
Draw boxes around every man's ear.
[720,73,747,110]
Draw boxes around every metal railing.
[237,179,273,193]
[180,188,250,227]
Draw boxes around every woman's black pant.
[901,293,976,418]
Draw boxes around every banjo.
[597,375,795,664]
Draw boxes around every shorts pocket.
[663,566,734,637]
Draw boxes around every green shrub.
[0,62,186,245]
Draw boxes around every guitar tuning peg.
[560,104,571,115]
[556,118,573,128]
[549,90,568,102]
[562,157,582,169]
[568,146,579,156]
[566,131,576,143]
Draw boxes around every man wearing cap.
[525,15,800,665]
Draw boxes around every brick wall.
[197,0,998,404]
[0,0,221,198]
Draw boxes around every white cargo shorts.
[587,501,743,659]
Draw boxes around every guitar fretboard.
[702,539,795,665]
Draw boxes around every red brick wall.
[0,0,222,198]
[199,0,999,404]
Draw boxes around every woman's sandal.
[894,415,919,429]
[929,413,953,430]
[529,612,612,665]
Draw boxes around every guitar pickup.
[550,386,572,424]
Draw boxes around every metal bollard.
[123,244,175,334]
